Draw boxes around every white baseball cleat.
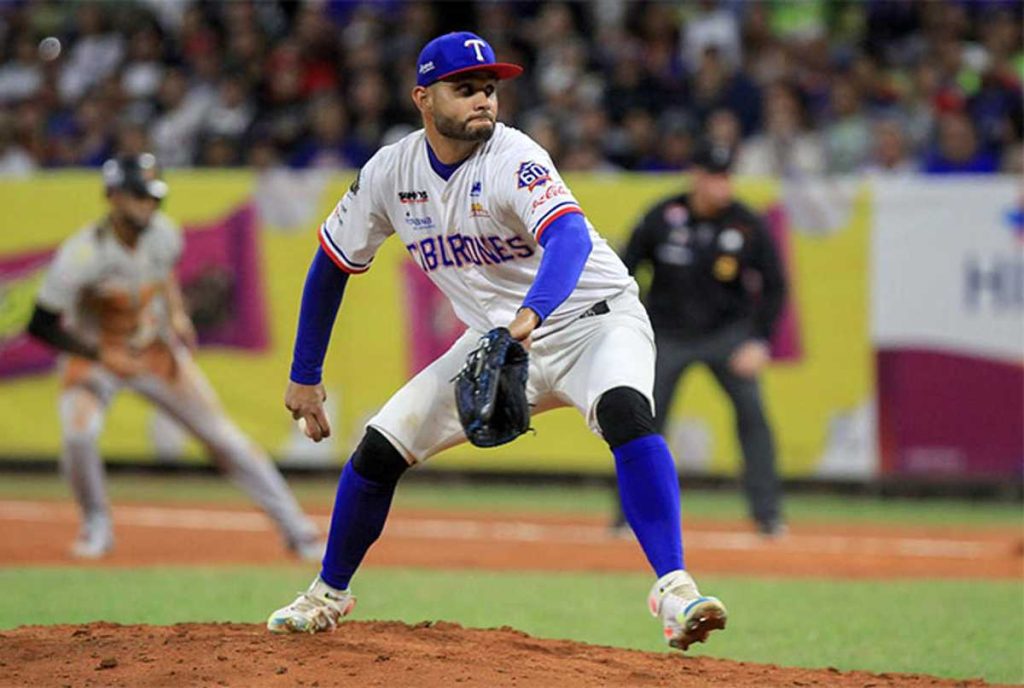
[267,576,356,634]
[70,514,113,559]
[648,569,727,651]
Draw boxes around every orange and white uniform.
[36,214,319,551]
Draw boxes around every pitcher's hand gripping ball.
[454,327,530,447]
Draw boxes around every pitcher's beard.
[435,113,495,142]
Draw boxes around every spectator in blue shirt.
[923,112,999,174]
[289,95,371,169]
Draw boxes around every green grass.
[1,474,1021,682]
[0,472,1020,527]
[0,566,1020,684]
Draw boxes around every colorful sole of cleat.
[266,598,356,634]
[267,619,294,634]
[669,601,728,651]
[267,617,320,634]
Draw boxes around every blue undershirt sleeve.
[520,212,592,323]
[290,246,349,385]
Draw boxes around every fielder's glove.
[454,327,530,448]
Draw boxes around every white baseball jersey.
[40,216,319,545]
[36,213,182,349]
[318,123,635,335]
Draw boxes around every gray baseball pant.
[652,322,782,526]
[57,347,318,547]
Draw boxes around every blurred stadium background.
[0,0,1020,486]
[0,0,1022,174]
[0,1,1021,685]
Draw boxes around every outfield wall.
[0,171,1019,480]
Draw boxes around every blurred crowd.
[0,0,1021,176]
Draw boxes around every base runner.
[27,154,324,561]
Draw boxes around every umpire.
[618,141,787,536]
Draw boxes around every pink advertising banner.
[0,204,269,379]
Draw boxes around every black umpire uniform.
[620,143,787,535]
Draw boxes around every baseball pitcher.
[266,32,728,651]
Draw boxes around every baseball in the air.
[38,37,62,61]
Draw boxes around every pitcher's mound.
[0,621,991,687]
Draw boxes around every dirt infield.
[1,499,1021,579]
[1,499,1020,687]
[0,621,999,688]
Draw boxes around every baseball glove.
[454,327,530,448]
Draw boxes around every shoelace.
[293,590,348,616]
[451,343,487,383]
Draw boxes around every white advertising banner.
[872,177,1023,478]
[872,177,1023,362]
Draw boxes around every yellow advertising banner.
[0,172,872,477]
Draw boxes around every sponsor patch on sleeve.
[530,183,569,210]
[516,161,551,191]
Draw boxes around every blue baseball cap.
[416,32,523,87]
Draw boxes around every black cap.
[102,153,168,200]
[691,141,736,174]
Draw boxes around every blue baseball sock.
[613,434,685,576]
[320,461,396,590]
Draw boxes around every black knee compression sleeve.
[350,428,410,484]
[596,386,658,449]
